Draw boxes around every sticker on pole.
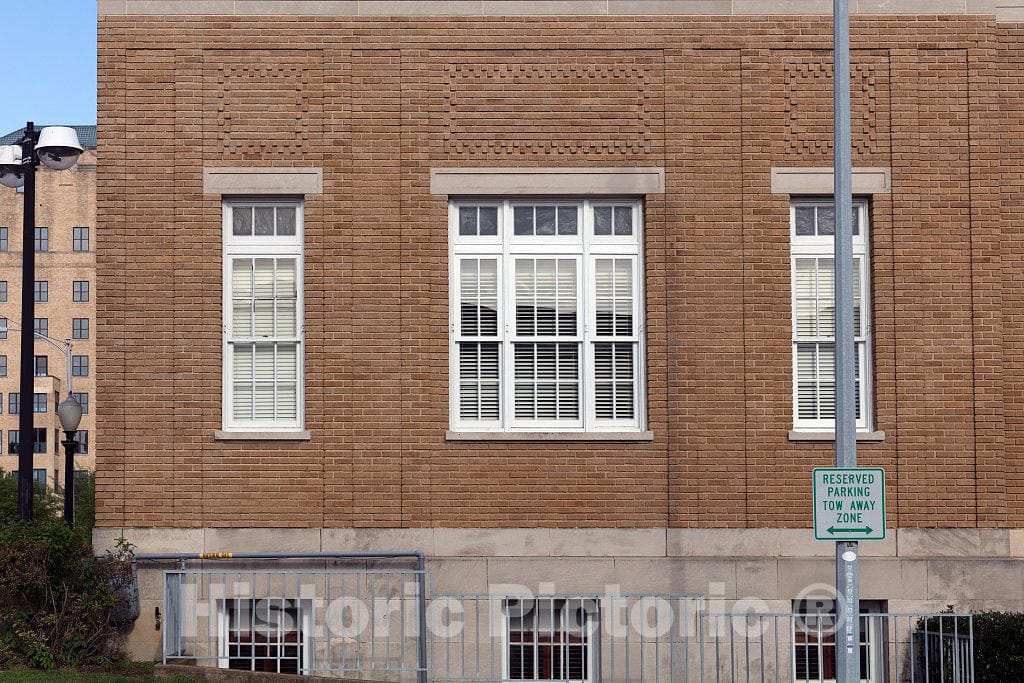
[813,467,886,541]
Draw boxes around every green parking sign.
[813,467,886,541]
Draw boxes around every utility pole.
[833,2,860,681]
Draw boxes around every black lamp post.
[57,394,83,526]
[0,122,84,521]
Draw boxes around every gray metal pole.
[833,2,860,682]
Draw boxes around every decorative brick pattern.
[204,52,323,162]
[784,59,882,158]
[443,55,656,157]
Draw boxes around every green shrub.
[0,471,133,670]
[972,610,1024,682]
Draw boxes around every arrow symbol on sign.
[827,526,873,535]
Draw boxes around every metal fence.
[701,611,974,683]
[163,567,428,681]
[431,592,706,683]
[161,568,973,682]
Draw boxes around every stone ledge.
[430,167,665,195]
[214,430,312,441]
[99,0,1024,22]
[203,167,323,195]
[98,527,1024,559]
[447,430,654,442]
[788,430,886,443]
[771,167,892,195]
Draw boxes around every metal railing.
[161,567,974,682]
[701,611,974,683]
[163,567,429,680]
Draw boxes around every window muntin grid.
[223,199,304,432]
[450,199,644,433]
[790,200,872,432]
[73,226,90,252]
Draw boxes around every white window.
[217,598,311,674]
[793,600,886,683]
[790,200,871,432]
[504,598,595,682]
[449,200,644,433]
[222,199,304,432]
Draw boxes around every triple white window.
[790,200,871,432]
[450,200,645,433]
[222,199,304,432]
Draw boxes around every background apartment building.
[97,2,1024,680]
[0,125,96,489]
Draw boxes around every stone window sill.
[214,430,312,442]
[446,431,654,443]
[788,430,885,443]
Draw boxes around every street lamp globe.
[35,126,83,171]
[0,145,24,188]
[57,394,83,433]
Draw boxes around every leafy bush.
[918,607,1024,682]
[972,611,1024,682]
[0,472,134,670]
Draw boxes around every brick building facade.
[0,127,96,489]
[97,1,1024,676]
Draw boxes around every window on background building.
[0,280,7,302]
[0,317,7,340]
[7,393,17,414]
[75,430,88,454]
[449,200,645,433]
[791,200,872,432]
[0,227,7,252]
[34,318,47,339]
[74,469,89,483]
[223,200,304,431]
[33,428,46,454]
[72,318,89,339]
[6,431,15,454]
[73,280,89,302]
[72,355,88,377]
[73,226,89,252]
[72,392,88,415]
[33,356,47,377]
[793,599,887,682]
[0,355,6,377]
[33,469,45,488]
[34,280,47,303]
[34,227,48,252]
[504,598,594,682]
[33,393,46,413]
[223,598,309,674]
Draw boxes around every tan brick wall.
[0,149,96,487]
[96,14,1024,530]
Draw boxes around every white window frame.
[448,198,646,433]
[501,597,596,683]
[790,198,872,433]
[221,198,305,433]
[217,598,312,674]
[791,601,885,683]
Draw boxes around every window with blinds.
[450,200,644,432]
[223,200,303,431]
[791,200,871,432]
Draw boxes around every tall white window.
[223,199,304,431]
[790,199,871,432]
[450,199,644,432]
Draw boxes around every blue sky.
[0,1,96,136]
